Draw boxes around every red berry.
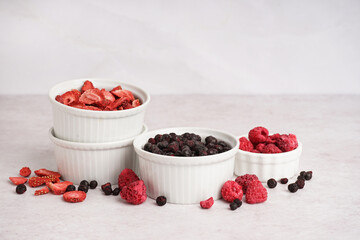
[46,181,73,195]
[235,174,259,194]
[248,127,269,145]
[9,177,28,185]
[246,180,267,204]
[276,134,298,152]
[118,168,140,189]
[255,143,266,152]
[221,180,243,203]
[81,80,94,93]
[28,176,60,187]
[19,167,31,177]
[132,99,141,107]
[79,88,104,105]
[262,144,282,154]
[239,137,254,152]
[200,197,214,209]
[120,180,147,205]
[63,191,87,203]
[34,186,50,196]
[34,169,61,178]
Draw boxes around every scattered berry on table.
[156,196,167,206]
[235,174,259,194]
[89,180,98,189]
[103,186,112,195]
[9,177,28,185]
[65,185,76,192]
[19,167,31,177]
[16,184,27,194]
[297,175,305,181]
[230,202,238,211]
[221,180,243,203]
[101,182,111,191]
[200,197,214,209]
[47,181,73,195]
[34,186,50,196]
[63,191,86,203]
[112,188,120,196]
[267,178,277,188]
[300,171,306,177]
[28,176,60,187]
[246,180,268,204]
[120,180,147,205]
[304,171,313,180]
[80,180,90,187]
[296,179,305,189]
[118,168,140,189]
[78,185,89,193]
[233,198,242,208]
[288,183,299,193]
[34,168,61,178]
[280,178,288,184]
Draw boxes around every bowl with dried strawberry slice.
[49,78,150,143]
[236,126,302,182]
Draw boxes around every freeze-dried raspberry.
[276,134,298,152]
[255,143,266,152]
[248,127,269,144]
[200,197,214,209]
[262,144,282,153]
[118,168,140,189]
[246,180,267,204]
[239,137,254,152]
[266,133,281,144]
[120,180,147,205]
[235,174,259,194]
[221,180,243,203]
[251,149,260,153]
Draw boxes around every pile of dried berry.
[144,132,232,156]
[55,80,141,111]
[239,126,298,153]
[266,170,313,192]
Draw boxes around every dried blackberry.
[65,185,76,192]
[16,184,26,194]
[233,198,242,207]
[288,183,299,193]
[230,202,238,211]
[89,180,98,189]
[78,185,89,193]
[80,180,89,187]
[156,196,167,206]
[296,179,305,189]
[304,171,313,180]
[280,178,288,184]
[267,178,277,188]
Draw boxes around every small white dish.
[235,135,302,182]
[48,78,150,143]
[49,125,148,185]
[133,127,239,204]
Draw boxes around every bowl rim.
[48,78,150,117]
[236,135,302,158]
[133,127,240,165]
[49,124,148,150]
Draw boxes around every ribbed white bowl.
[49,125,147,185]
[133,127,239,204]
[235,135,302,182]
[49,78,150,143]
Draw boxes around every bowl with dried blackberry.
[133,127,239,204]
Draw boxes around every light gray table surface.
[0,95,359,240]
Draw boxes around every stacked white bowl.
[48,78,150,185]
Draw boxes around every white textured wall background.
[0,0,359,95]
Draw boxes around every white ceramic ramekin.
[49,125,148,185]
[48,78,150,143]
[235,135,302,182]
[133,127,239,204]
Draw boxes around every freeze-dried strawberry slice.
[132,99,141,107]
[60,91,78,106]
[100,89,115,107]
[34,186,49,196]
[63,191,86,203]
[82,105,102,111]
[29,176,60,187]
[81,80,94,93]
[71,89,81,100]
[35,169,61,178]
[122,101,134,110]
[9,177,28,185]
[47,181,73,195]
[55,95,64,103]
[105,97,130,111]
[69,102,86,109]
[111,89,135,101]
[110,86,122,97]
[19,167,31,177]
[79,88,104,105]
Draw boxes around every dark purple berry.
[144,143,152,151]
[300,171,306,177]
[182,132,191,139]
[185,140,196,149]
[112,187,120,196]
[16,184,26,194]
[167,142,179,153]
[80,180,89,187]
[296,179,305,189]
[198,150,208,156]
[156,196,167,206]
[182,149,192,157]
[154,134,162,143]
[157,140,169,149]
[65,185,76,192]
[218,141,229,147]
[297,175,305,181]
[103,186,112,195]
[215,144,223,152]
[205,136,217,145]
[230,202,238,210]
[207,148,218,155]
[89,180,98,189]
[101,182,111,191]
[233,198,242,207]
[222,146,231,152]
[267,178,277,188]
[148,138,156,144]
[304,171,312,180]
[161,134,171,142]
[288,183,299,193]
[280,178,288,184]
[78,185,89,193]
